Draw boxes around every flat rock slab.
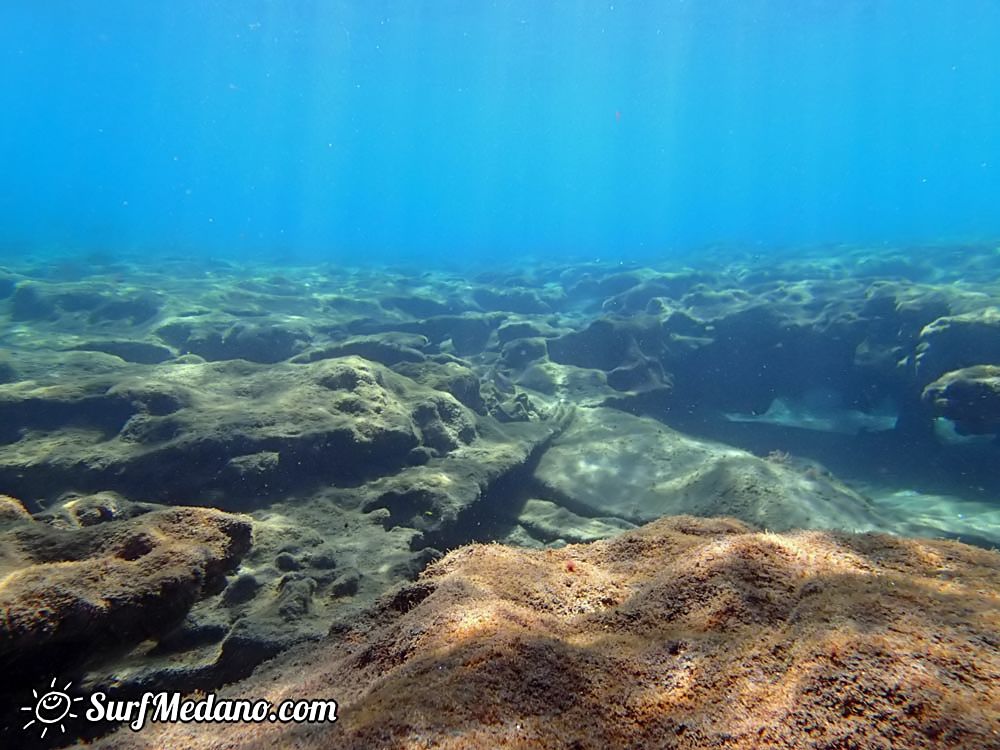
[517,497,636,543]
[92,515,1000,749]
[534,407,885,532]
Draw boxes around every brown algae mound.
[93,515,1000,749]
[0,500,252,659]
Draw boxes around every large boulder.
[0,498,251,672]
[534,407,885,532]
[923,365,1000,435]
[89,515,1000,749]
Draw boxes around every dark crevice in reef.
[411,461,535,550]
[409,413,574,552]
[0,396,136,445]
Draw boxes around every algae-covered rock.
[359,409,570,549]
[923,364,1000,435]
[67,339,175,364]
[156,319,311,362]
[0,505,251,663]
[0,356,478,503]
[913,307,1000,384]
[294,332,429,366]
[392,359,485,412]
[90,515,1000,749]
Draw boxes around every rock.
[496,320,550,345]
[392,360,485,413]
[411,395,477,453]
[149,614,230,656]
[534,407,884,532]
[274,574,318,620]
[95,515,1000,749]
[214,618,291,676]
[489,390,546,423]
[379,313,502,356]
[87,292,162,324]
[0,356,479,502]
[329,569,361,597]
[605,354,669,393]
[517,498,636,543]
[156,319,311,362]
[665,295,864,414]
[566,270,644,301]
[498,523,549,548]
[515,361,613,403]
[50,287,109,311]
[406,446,434,465]
[309,547,338,569]
[39,491,153,528]
[295,333,428,366]
[543,316,672,401]
[0,494,31,525]
[223,573,262,605]
[923,365,1000,435]
[10,283,54,320]
[499,337,547,369]
[913,308,1000,384]
[274,551,304,571]
[222,451,282,494]
[472,286,551,313]
[382,295,458,318]
[548,317,663,372]
[600,273,706,313]
[68,340,175,364]
[4,247,1000,749]
[0,506,252,668]
[360,409,571,549]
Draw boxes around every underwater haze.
[3,0,1000,264]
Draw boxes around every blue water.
[2,1,1000,264]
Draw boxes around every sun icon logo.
[21,678,84,740]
